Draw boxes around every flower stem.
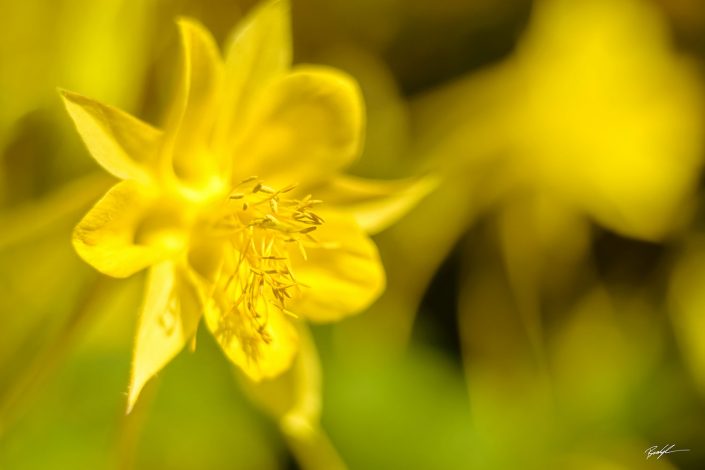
[282,422,347,470]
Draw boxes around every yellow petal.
[73,181,187,278]
[239,324,347,470]
[315,174,438,235]
[288,210,385,322]
[127,261,202,412]
[233,65,364,186]
[239,323,321,424]
[509,0,704,240]
[60,89,161,183]
[163,18,224,187]
[215,0,292,150]
[204,302,299,382]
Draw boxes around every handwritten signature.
[645,444,690,460]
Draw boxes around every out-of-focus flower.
[60,0,427,413]
[356,0,705,354]
[406,0,705,350]
[386,0,705,465]
[417,0,704,242]
[507,0,703,240]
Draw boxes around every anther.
[264,214,281,225]
[240,176,258,185]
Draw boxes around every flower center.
[211,177,324,361]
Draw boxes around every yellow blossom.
[415,0,704,241]
[61,0,425,412]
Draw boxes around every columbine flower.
[61,0,427,411]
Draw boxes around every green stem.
[282,422,347,470]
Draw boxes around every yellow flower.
[416,0,704,241]
[60,0,426,412]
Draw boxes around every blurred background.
[3,0,705,468]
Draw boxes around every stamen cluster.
[213,177,324,361]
